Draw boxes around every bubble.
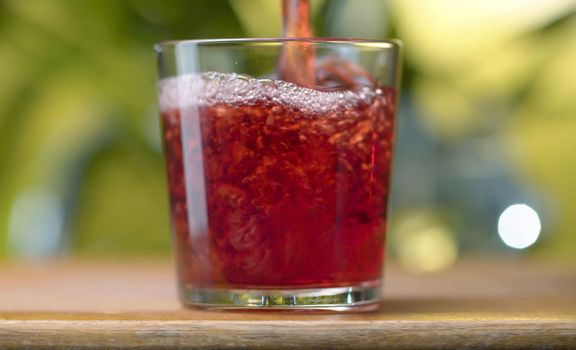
[158,72,380,115]
[236,74,252,82]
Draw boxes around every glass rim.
[154,37,402,53]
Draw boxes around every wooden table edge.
[1,318,575,349]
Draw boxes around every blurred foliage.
[391,0,576,260]
[0,0,574,264]
[0,0,244,257]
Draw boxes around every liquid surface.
[158,72,378,113]
[160,73,396,288]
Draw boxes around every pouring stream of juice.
[279,0,316,88]
[280,0,376,91]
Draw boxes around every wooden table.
[0,259,575,349]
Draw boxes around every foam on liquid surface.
[158,72,380,115]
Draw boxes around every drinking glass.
[156,38,402,311]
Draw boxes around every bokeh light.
[8,187,64,258]
[497,204,541,249]
[392,213,458,273]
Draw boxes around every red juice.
[159,72,396,289]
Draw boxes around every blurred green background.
[0,0,574,271]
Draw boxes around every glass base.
[180,280,381,312]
